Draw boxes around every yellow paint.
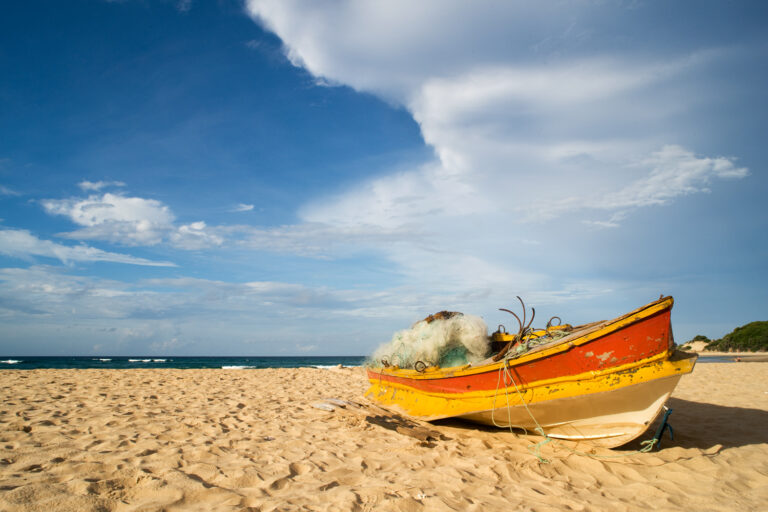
[491,324,573,342]
[366,349,696,421]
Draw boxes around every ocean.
[0,356,367,370]
[0,354,736,370]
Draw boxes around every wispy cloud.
[0,229,176,267]
[582,211,628,230]
[232,203,255,212]
[78,180,126,192]
[597,145,748,210]
[170,221,224,250]
[150,337,185,353]
[176,0,192,13]
[0,184,19,196]
[0,265,396,354]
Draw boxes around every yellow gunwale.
[366,350,697,421]
[370,296,674,381]
[369,349,695,402]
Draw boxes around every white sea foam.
[152,359,167,362]
[221,365,257,369]
[313,365,341,370]
[128,359,152,363]
[93,358,112,362]
[1,359,21,364]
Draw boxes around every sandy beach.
[1,363,767,511]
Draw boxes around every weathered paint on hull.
[365,297,698,448]
[366,352,696,448]
[461,371,682,448]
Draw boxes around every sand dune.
[1,363,767,511]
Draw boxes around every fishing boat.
[365,296,697,448]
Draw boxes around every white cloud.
[300,162,480,231]
[0,261,670,355]
[41,190,245,251]
[0,265,417,354]
[582,211,628,230]
[597,145,748,210]
[0,184,19,196]
[232,203,255,212]
[238,0,753,315]
[233,221,410,259]
[412,59,669,123]
[247,1,749,236]
[176,0,192,13]
[150,337,185,353]
[78,180,126,192]
[42,192,175,246]
[0,229,176,267]
[245,0,606,101]
[170,221,224,250]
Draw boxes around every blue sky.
[1,0,766,356]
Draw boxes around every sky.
[1,0,766,356]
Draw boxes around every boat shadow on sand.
[619,397,768,451]
[432,398,768,452]
[365,413,450,447]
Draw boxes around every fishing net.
[368,313,490,369]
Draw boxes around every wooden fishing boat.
[365,296,697,448]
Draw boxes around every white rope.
[490,349,555,462]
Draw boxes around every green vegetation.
[699,321,768,352]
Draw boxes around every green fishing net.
[368,313,491,369]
